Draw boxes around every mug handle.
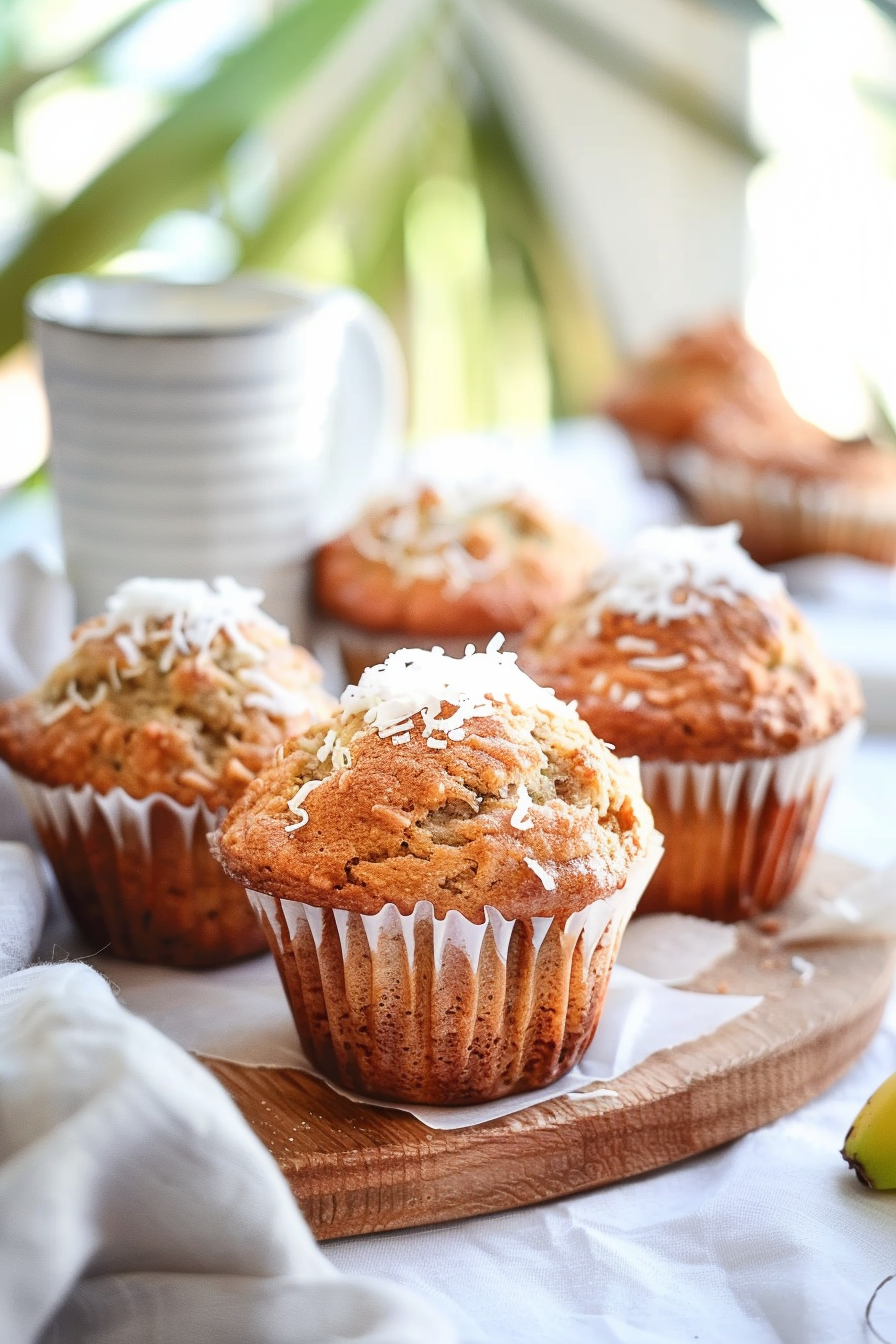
[311,288,406,541]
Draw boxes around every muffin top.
[521,524,862,762]
[215,639,653,920]
[603,317,813,449]
[0,577,335,809]
[314,482,600,635]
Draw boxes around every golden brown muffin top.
[215,641,653,920]
[521,525,862,762]
[0,578,336,809]
[314,482,600,636]
[603,317,806,448]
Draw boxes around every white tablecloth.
[324,737,896,1344]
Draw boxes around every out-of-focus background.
[2,0,896,489]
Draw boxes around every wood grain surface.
[201,852,895,1240]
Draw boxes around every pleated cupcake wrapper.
[14,777,266,967]
[15,776,219,858]
[672,446,896,564]
[246,832,663,1104]
[635,719,863,919]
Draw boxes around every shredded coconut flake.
[628,653,688,672]
[791,954,815,984]
[510,783,534,831]
[583,523,784,631]
[332,744,352,770]
[285,813,309,832]
[239,668,315,721]
[621,690,643,710]
[288,779,323,815]
[41,699,75,725]
[65,679,107,711]
[77,577,285,669]
[524,857,556,891]
[350,481,517,596]
[615,635,658,654]
[427,737,447,749]
[317,730,337,763]
[391,732,410,745]
[340,636,572,746]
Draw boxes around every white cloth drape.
[0,961,454,1344]
[0,550,454,1344]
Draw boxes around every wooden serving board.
[202,853,895,1241]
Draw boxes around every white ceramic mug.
[27,274,405,633]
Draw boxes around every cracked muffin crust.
[0,578,336,966]
[215,642,658,1102]
[216,642,652,920]
[0,577,335,810]
[521,524,861,763]
[520,525,863,920]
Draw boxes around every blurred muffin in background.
[0,578,335,967]
[678,407,896,566]
[602,318,807,480]
[314,482,600,682]
[604,317,896,566]
[521,524,863,922]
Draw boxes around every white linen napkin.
[0,962,455,1344]
[0,844,46,977]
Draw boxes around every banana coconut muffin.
[521,524,863,921]
[314,482,600,682]
[214,639,660,1104]
[0,577,335,967]
[677,411,896,566]
[602,318,802,480]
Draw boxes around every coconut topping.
[340,635,573,744]
[524,857,556,890]
[76,577,287,664]
[346,478,550,594]
[583,523,783,630]
[616,635,658,654]
[238,668,318,721]
[510,783,534,831]
[349,482,520,595]
[628,654,688,672]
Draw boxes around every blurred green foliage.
[0,0,763,434]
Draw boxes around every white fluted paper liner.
[14,776,265,966]
[638,718,862,818]
[673,446,896,564]
[636,719,863,919]
[15,777,221,856]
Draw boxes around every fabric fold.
[0,963,454,1344]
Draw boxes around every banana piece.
[842,1070,896,1189]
